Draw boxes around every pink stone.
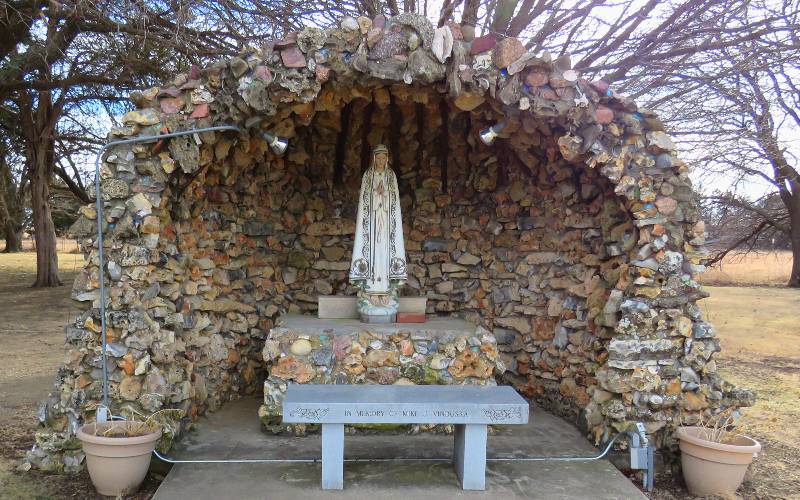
[188,65,201,80]
[157,87,182,98]
[493,38,525,69]
[525,70,548,87]
[655,197,678,215]
[541,87,559,100]
[281,46,306,68]
[469,34,496,55]
[591,79,609,94]
[399,339,414,356]
[595,105,614,124]
[281,46,307,68]
[333,335,350,360]
[274,32,297,47]
[373,15,386,29]
[160,97,184,114]
[189,103,209,119]
[254,65,272,82]
[315,64,330,82]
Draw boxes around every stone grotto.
[27,12,753,473]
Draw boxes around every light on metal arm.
[479,121,508,146]
[261,131,289,156]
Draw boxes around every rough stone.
[290,339,313,356]
[119,376,142,400]
[271,357,316,383]
[493,38,525,68]
[281,47,307,68]
[123,108,160,126]
[470,34,496,55]
[453,92,485,111]
[407,49,445,84]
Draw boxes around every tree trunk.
[789,202,800,288]
[29,141,61,286]
[2,221,22,252]
[0,161,21,252]
[20,90,62,287]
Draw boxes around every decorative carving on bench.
[481,407,523,422]
[288,407,330,421]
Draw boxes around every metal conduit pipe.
[153,431,624,465]
[153,429,653,491]
[93,125,245,413]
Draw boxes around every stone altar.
[259,314,502,433]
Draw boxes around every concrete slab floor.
[153,397,646,500]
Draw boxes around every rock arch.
[28,13,752,471]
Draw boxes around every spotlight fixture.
[479,121,508,146]
[261,131,289,156]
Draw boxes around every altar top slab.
[275,314,478,337]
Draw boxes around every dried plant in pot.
[677,410,761,497]
[77,408,183,497]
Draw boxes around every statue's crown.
[374,144,389,154]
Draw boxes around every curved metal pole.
[93,125,243,410]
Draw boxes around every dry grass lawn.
[0,251,797,499]
[700,251,793,287]
[0,237,80,254]
[700,285,800,500]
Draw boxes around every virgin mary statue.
[349,144,407,323]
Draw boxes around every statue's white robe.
[349,166,407,293]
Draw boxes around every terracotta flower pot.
[677,426,761,497]
[77,422,161,497]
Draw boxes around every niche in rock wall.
[176,80,611,348]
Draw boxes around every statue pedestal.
[317,296,427,320]
[259,314,501,434]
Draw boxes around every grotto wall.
[27,13,753,472]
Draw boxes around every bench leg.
[321,423,344,490]
[453,424,487,490]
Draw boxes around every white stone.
[191,87,214,104]
[429,354,449,370]
[291,339,313,356]
[126,193,152,217]
[341,16,359,31]
[135,354,150,375]
[432,26,454,63]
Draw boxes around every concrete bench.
[282,384,529,490]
